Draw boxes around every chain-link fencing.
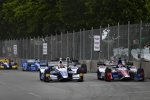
[0,21,150,62]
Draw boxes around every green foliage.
[0,0,150,39]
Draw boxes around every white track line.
[28,92,42,98]
[127,91,150,94]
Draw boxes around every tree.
[0,0,150,39]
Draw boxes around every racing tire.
[3,65,7,69]
[43,73,50,82]
[77,68,81,74]
[22,68,25,71]
[43,69,50,82]
[39,71,44,81]
[78,76,84,82]
[97,70,101,80]
[68,73,73,81]
[129,72,135,80]
[9,64,12,69]
[105,67,112,81]
[81,64,87,73]
[137,68,145,81]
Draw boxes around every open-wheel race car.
[39,57,86,82]
[21,59,40,71]
[0,58,18,69]
[97,61,145,81]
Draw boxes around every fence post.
[139,20,142,68]
[25,38,27,59]
[41,36,43,60]
[22,38,23,58]
[80,29,82,60]
[30,37,32,59]
[73,30,75,59]
[50,34,52,60]
[91,27,93,60]
[118,22,120,58]
[23,38,26,59]
[83,28,85,60]
[61,32,62,58]
[28,38,30,59]
[33,37,35,59]
[46,36,48,60]
[56,33,57,58]
[108,24,110,60]
[37,37,39,59]
[128,21,130,61]
[67,31,68,57]
[99,26,101,60]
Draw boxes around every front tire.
[39,71,44,81]
[43,69,50,82]
[105,68,112,81]
[97,70,101,80]
[43,73,50,82]
[78,75,84,82]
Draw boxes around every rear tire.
[39,71,43,81]
[81,64,87,73]
[22,68,25,71]
[78,76,84,82]
[137,68,145,81]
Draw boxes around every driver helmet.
[59,61,64,68]
[4,59,7,63]
[118,63,123,67]
[59,57,62,61]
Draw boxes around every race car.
[97,61,145,81]
[0,58,18,69]
[39,57,85,82]
[21,59,40,71]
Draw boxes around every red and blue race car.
[97,61,145,81]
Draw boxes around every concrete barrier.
[79,60,91,72]
[90,60,99,72]
[79,60,99,72]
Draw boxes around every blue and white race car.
[39,57,85,82]
[21,59,40,71]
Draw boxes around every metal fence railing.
[0,21,150,62]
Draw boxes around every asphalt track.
[0,70,150,100]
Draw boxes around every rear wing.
[40,60,48,66]
[48,61,58,66]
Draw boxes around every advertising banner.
[94,35,100,51]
